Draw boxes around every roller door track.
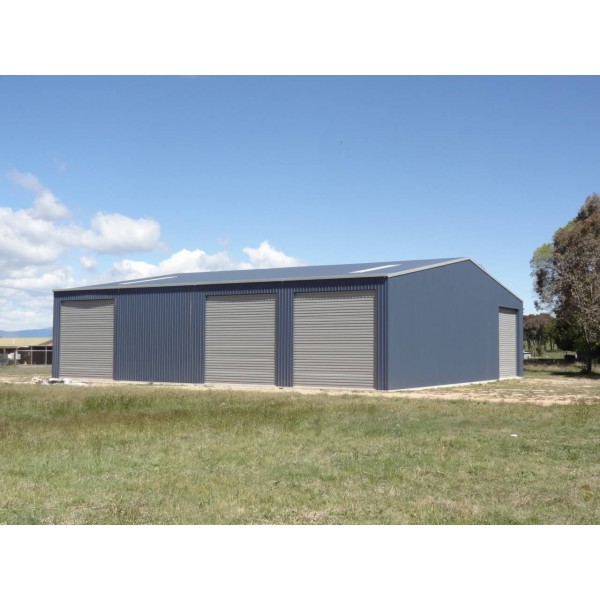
[499,307,517,378]
[205,294,276,385]
[294,291,376,388]
[59,300,115,378]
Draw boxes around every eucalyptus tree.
[531,194,600,372]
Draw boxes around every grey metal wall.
[59,300,115,378]
[386,260,523,389]
[293,291,376,388]
[116,288,203,383]
[53,278,387,387]
[499,308,518,378]
[52,290,117,379]
[205,294,276,385]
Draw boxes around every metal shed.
[52,258,523,390]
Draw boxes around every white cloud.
[80,212,161,253]
[0,287,54,331]
[8,170,72,220]
[0,264,73,330]
[1,171,163,273]
[242,240,305,269]
[110,248,237,281]
[109,242,304,281]
[80,256,97,270]
[30,190,72,221]
[1,171,306,329]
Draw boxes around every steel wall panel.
[387,261,523,389]
[499,308,518,378]
[205,294,276,385]
[116,288,202,383]
[59,300,115,378]
[293,291,375,388]
[53,277,388,388]
[277,288,294,387]
[52,291,116,378]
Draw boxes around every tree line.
[530,193,600,372]
[523,312,584,357]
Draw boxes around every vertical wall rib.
[377,282,388,390]
[198,292,206,383]
[116,287,202,383]
[52,296,61,378]
[277,287,293,387]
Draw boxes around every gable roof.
[57,258,468,291]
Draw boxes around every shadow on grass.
[548,370,600,380]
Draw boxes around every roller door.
[293,291,375,388]
[499,307,517,378]
[59,300,115,378]
[205,294,276,385]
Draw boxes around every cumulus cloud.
[243,240,305,269]
[109,242,304,281]
[0,287,55,331]
[1,171,163,272]
[8,170,72,220]
[0,265,76,292]
[79,256,97,271]
[1,171,306,329]
[0,264,77,330]
[0,206,68,268]
[80,212,161,253]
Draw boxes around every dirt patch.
[2,373,598,405]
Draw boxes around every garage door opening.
[293,291,375,388]
[59,299,115,378]
[205,294,276,385]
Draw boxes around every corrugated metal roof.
[56,258,468,291]
[0,337,53,347]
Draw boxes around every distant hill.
[0,327,52,338]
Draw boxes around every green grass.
[1,378,599,524]
[0,365,52,381]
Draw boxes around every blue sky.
[1,76,599,329]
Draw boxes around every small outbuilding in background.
[0,338,53,366]
[52,258,522,390]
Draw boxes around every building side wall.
[53,278,387,387]
[116,288,203,383]
[386,260,523,390]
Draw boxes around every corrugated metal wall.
[499,308,518,378]
[293,291,375,388]
[386,260,523,389]
[53,278,388,388]
[116,288,203,383]
[52,290,117,378]
[205,294,276,384]
[59,300,115,378]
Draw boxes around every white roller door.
[293,291,375,388]
[205,294,276,385]
[59,300,115,378]
[499,307,517,378]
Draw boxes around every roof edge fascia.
[388,257,523,302]
[385,257,468,278]
[53,258,522,299]
[467,259,523,302]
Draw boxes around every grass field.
[1,365,599,524]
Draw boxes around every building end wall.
[386,260,523,389]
